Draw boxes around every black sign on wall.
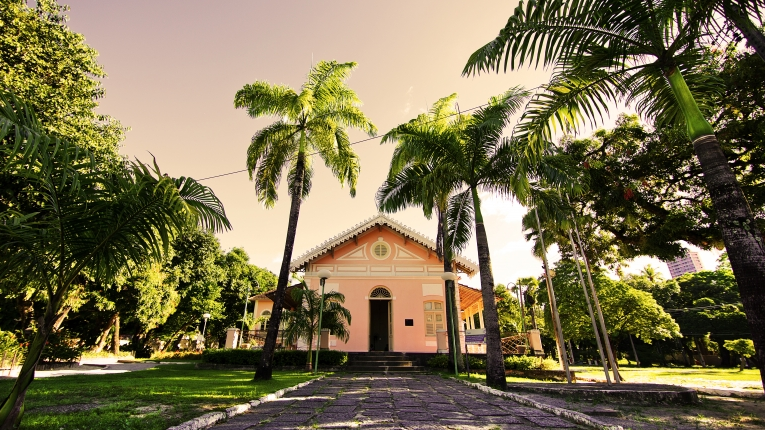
[404,319,414,326]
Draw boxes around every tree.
[0,93,231,429]
[378,88,571,390]
[464,0,765,390]
[234,60,376,380]
[0,0,124,164]
[282,285,351,370]
[376,93,468,372]
[724,338,755,370]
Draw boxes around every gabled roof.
[458,284,483,311]
[290,213,479,275]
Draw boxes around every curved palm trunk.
[439,209,465,372]
[255,152,306,381]
[723,0,765,62]
[471,188,506,390]
[667,67,765,392]
[0,294,61,429]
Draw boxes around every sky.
[62,0,721,288]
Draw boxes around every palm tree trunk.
[666,66,765,392]
[440,209,464,372]
[112,313,120,355]
[256,152,306,381]
[0,293,61,429]
[471,187,506,390]
[723,0,765,62]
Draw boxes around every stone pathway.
[210,374,582,429]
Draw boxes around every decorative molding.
[289,213,478,274]
[336,244,367,261]
[393,244,424,261]
[422,284,443,296]
[370,266,392,272]
[396,266,425,272]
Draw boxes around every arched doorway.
[369,287,392,351]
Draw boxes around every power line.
[198,84,548,182]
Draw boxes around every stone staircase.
[345,352,425,373]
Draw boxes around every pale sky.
[62,0,720,288]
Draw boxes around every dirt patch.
[28,403,102,414]
[524,392,765,429]
[130,404,173,418]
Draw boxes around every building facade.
[250,214,482,353]
[666,250,704,278]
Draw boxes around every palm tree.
[692,0,765,61]
[379,88,574,389]
[0,93,230,429]
[376,93,468,372]
[234,60,376,380]
[282,285,352,370]
[464,0,765,392]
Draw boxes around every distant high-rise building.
[667,250,704,278]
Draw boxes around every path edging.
[452,377,624,430]
[166,375,325,430]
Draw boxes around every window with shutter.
[372,242,390,259]
[424,301,445,337]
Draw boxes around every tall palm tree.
[379,88,573,389]
[234,61,376,380]
[377,94,467,372]
[282,285,352,370]
[464,0,765,390]
[0,93,231,429]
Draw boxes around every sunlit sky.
[63,0,721,287]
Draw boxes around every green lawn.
[0,364,318,430]
[574,366,763,390]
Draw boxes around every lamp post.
[202,313,211,337]
[441,271,459,377]
[239,283,252,348]
[314,269,332,374]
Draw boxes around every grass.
[0,364,318,430]
[574,366,763,390]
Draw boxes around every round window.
[372,242,390,259]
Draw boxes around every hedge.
[201,349,347,367]
[426,354,556,371]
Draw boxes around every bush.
[150,351,203,361]
[466,355,486,370]
[504,355,538,370]
[426,354,449,369]
[201,349,347,367]
[40,330,85,363]
[538,358,558,370]
[0,331,23,357]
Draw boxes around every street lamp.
[314,269,332,374]
[202,313,211,337]
[441,271,459,376]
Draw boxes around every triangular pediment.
[336,244,368,261]
[393,244,424,261]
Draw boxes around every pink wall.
[304,227,451,353]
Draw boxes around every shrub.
[426,354,449,369]
[504,355,538,370]
[466,355,486,370]
[40,330,85,363]
[0,331,23,357]
[538,358,558,370]
[201,349,347,367]
[150,351,203,361]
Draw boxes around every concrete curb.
[166,375,324,430]
[452,378,624,430]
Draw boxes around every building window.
[424,301,444,336]
[370,287,391,299]
[259,310,271,330]
[372,242,390,259]
[472,312,481,330]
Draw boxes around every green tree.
[282,285,351,370]
[378,88,569,390]
[0,0,124,163]
[376,93,469,372]
[464,0,765,389]
[724,338,755,370]
[234,60,376,380]
[494,284,522,336]
[0,94,230,428]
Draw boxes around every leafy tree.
[464,0,765,389]
[0,0,124,164]
[234,60,376,380]
[0,93,230,428]
[282,285,351,370]
[494,284,522,336]
[725,338,755,370]
[211,248,277,344]
[541,260,680,348]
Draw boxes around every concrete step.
[351,356,412,363]
[349,360,416,366]
[345,365,426,372]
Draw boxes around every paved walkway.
[211,374,581,429]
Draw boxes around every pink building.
[666,250,704,279]
[250,214,482,353]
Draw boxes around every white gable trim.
[393,244,424,261]
[290,213,478,275]
[336,244,368,261]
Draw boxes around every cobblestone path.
[210,374,581,429]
